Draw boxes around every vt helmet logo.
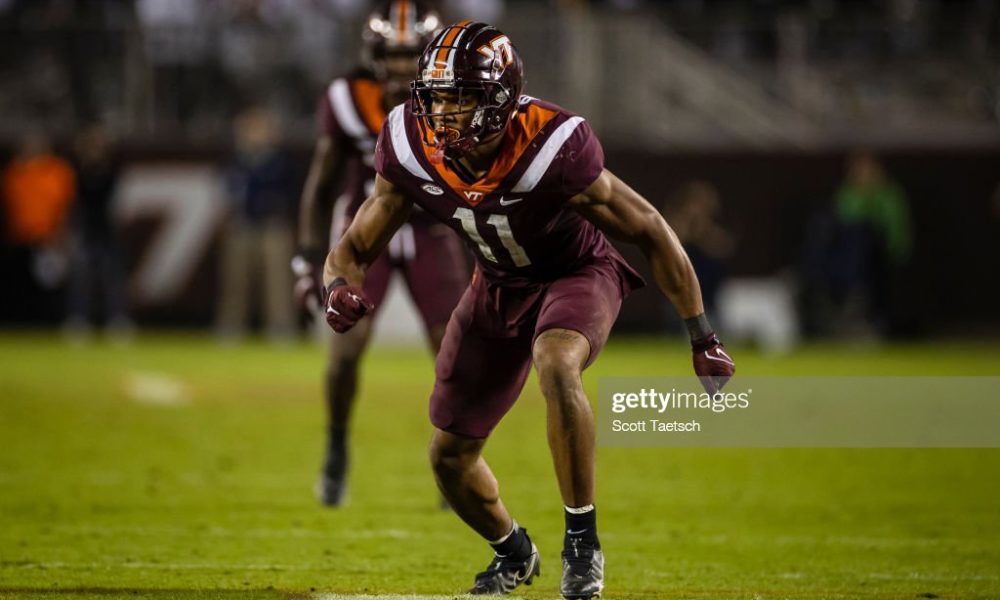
[477,35,514,68]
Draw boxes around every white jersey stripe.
[329,79,370,141]
[511,116,586,193]
[388,105,433,181]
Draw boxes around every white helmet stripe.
[445,26,468,71]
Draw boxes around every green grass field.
[1,332,998,599]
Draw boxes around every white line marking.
[123,371,190,406]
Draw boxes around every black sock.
[324,428,348,477]
[564,506,600,549]
[490,522,532,559]
[328,427,347,453]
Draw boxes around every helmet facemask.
[412,80,513,163]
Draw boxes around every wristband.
[323,277,348,300]
[684,313,713,342]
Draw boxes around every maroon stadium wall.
[1,146,997,336]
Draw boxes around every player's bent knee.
[537,363,584,402]
[532,329,590,369]
[534,356,585,403]
[429,447,463,480]
[429,431,483,477]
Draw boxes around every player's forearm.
[323,203,403,288]
[298,138,345,253]
[297,169,335,252]
[640,221,705,320]
[324,234,368,289]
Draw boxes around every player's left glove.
[691,333,735,394]
[324,277,374,333]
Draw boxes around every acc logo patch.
[421,183,445,195]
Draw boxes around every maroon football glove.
[324,278,374,333]
[692,333,735,394]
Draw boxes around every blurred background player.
[292,0,468,507]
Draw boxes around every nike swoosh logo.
[499,196,523,206]
[705,349,734,366]
[567,528,588,535]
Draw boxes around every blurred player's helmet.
[363,0,441,78]
[411,21,524,160]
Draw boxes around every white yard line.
[123,370,190,406]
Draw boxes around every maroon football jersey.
[317,71,384,219]
[374,96,644,290]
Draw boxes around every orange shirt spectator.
[2,152,76,245]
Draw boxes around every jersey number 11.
[452,207,531,267]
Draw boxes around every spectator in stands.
[662,180,735,320]
[215,106,296,344]
[0,130,75,322]
[2,130,75,249]
[804,150,912,338]
[63,123,133,342]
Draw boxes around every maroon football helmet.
[411,21,525,160]
[363,1,441,79]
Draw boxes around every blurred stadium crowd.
[1,0,998,346]
[1,0,997,144]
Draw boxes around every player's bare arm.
[569,168,704,319]
[321,174,412,333]
[570,168,735,391]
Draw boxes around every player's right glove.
[324,277,374,333]
[691,332,735,394]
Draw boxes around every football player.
[320,21,736,599]
[292,1,468,507]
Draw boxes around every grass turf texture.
[0,332,998,599]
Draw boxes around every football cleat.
[315,473,347,507]
[316,446,348,507]
[561,538,604,599]
[468,542,540,595]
